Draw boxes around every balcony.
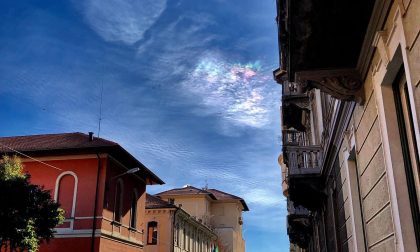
[287,200,311,249]
[287,199,309,216]
[283,145,325,210]
[282,81,307,98]
[282,129,309,146]
[284,145,322,176]
[281,82,310,132]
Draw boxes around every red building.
[0,132,164,252]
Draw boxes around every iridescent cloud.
[183,53,276,128]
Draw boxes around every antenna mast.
[98,83,104,137]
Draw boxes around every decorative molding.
[75,216,103,220]
[295,69,365,104]
[54,171,78,230]
[373,30,390,68]
[20,154,108,162]
[357,0,393,78]
[54,228,101,238]
[395,0,408,16]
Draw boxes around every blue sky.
[0,0,287,251]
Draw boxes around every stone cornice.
[295,69,365,104]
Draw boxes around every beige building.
[275,0,420,251]
[156,186,249,252]
[144,194,217,252]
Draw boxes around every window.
[114,180,123,223]
[130,190,138,229]
[175,223,180,247]
[393,68,420,244]
[183,227,187,249]
[147,221,158,245]
[55,172,78,220]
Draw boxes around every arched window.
[114,179,123,223]
[54,171,78,220]
[130,189,138,229]
[147,221,158,245]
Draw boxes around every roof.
[156,185,217,200]
[207,188,249,211]
[157,185,249,211]
[0,132,118,152]
[0,132,164,185]
[146,194,176,209]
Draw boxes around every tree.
[0,155,64,252]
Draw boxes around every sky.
[0,0,287,251]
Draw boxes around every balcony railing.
[284,145,323,176]
[287,200,309,216]
[282,129,308,146]
[283,81,306,96]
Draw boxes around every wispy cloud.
[81,0,167,44]
[135,11,217,84]
[182,52,276,128]
[0,0,286,248]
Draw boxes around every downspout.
[172,207,180,252]
[91,153,101,252]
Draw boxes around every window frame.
[113,179,124,224]
[129,189,138,229]
[147,221,158,245]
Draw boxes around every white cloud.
[82,0,166,44]
[242,188,282,206]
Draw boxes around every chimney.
[88,132,94,141]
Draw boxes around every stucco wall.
[144,209,173,252]
[163,196,212,226]
[211,202,243,252]
[21,154,147,252]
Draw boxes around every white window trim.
[54,171,78,230]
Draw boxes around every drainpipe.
[91,153,101,252]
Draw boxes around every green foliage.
[0,155,25,180]
[0,155,65,251]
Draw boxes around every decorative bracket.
[295,68,365,104]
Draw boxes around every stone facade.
[276,0,420,251]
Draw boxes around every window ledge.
[111,221,122,227]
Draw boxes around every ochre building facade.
[144,194,217,252]
[156,186,248,252]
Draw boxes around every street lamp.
[103,167,141,209]
[111,167,140,180]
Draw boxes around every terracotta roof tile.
[0,132,164,185]
[146,194,175,209]
[156,185,216,199]
[156,186,249,211]
[206,188,249,211]
[0,132,117,153]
